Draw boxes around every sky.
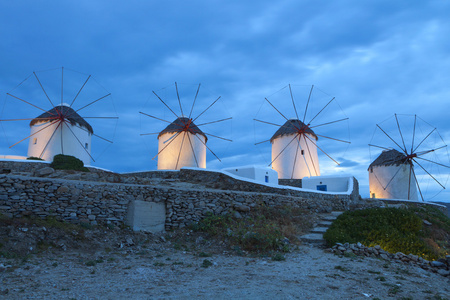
[0,1,449,202]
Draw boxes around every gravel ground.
[1,243,449,300]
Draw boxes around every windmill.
[140,82,232,170]
[0,67,118,165]
[254,84,350,179]
[368,114,450,201]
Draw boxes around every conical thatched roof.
[30,105,93,134]
[368,149,411,170]
[158,117,207,142]
[270,119,318,143]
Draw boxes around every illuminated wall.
[271,133,320,179]
[157,131,206,170]
[369,164,418,200]
[27,121,92,165]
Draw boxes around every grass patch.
[191,205,313,253]
[201,259,213,268]
[323,207,449,260]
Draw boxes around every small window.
[85,143,89,149]
[317,185,327,191]
[33,138,37,145]
[301,150,305,155]
[370,167,373,173]
[371,193,376,198]
[265,175,269,183]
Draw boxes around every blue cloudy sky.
[1,1,449,202]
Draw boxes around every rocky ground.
[1,222,449,300]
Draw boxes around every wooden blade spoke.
[395,113,407,153]
[140,132,160,136]
[308,97,335,125]
[368,144,392,151]
[175,82,184,116]
[304,134,340,165]
[74,93,111,114]
[255,139,271,145]
[72,123,113,143]
[152,131,182,160]
[376,124,406,154]
[302,134,319,175]
[64,122,95,162]
[253,119,281,127]
[411,166,424,201]
[196,117,232,127]
[303,85,314,123]
[383,165,403,191]
[192,96,221,123]
[416,145,447,156]
[413,128,436,154]
[139,112,173,124]
[6,93,56,115]
[310,118,349,129]
[415,156,450,169]
[0,117,58,122]
[265,97,289,122]
[411,114,417,153]
[70,75,91,107]
[413,158,446,189]
[152,90,179,119]
[268,134,299,167]
[189,83,201,119]
[315,134,351,144]
[82,116,119,119]
[61,67,64,105]
[175,131,187,170]
[291,137,301,179]
[39,121,63,158]
[186,133,200,167]
[9,120,59,148]
[203,132,232,142]
[33,72,55,108]
[289,84,299,120]
[193,133,221,162]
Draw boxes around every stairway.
[299,211,343,245]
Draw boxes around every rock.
[423,219,432,226]
[380,254,389,260]
[57,186,70,193]
[233,211,242,219]
[234,204,250,212]
[436,269,450,276]
[431,261,446,268]
[36,167,54,176]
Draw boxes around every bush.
[26,156,44,161]
[50,154,89,172]
[323,207,448,260]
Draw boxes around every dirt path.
[1,244,449,299]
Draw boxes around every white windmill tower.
[140,82,232,170]
[255,84,350,180]
[270,119,320,179]
[27,104,93,165]
[0,67,118,165]
[157,116,207,170]
[369,114,450,201]
[368,149,418,200]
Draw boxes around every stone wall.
[0,161,446,232]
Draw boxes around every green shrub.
[323,207,448,260]
[26,156,44,161]
[50,154,89,172]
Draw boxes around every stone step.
[299,233,325,244]
[320,215,339,221]
[318,220,333,227]
[311,226,328,233]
